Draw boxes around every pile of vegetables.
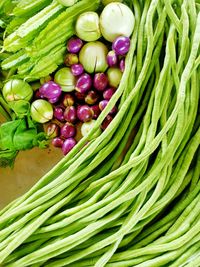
[0,0,75,166]
[1,0,133,159]
[33,12,133,155]
[1,0,100,80]
[0,0,200,266]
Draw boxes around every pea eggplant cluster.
[33,34,130,155]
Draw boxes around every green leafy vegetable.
[0,116,48,167]
[13,0,53,17]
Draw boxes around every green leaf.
[0,149,18,168]
[0,116,48,151]
[0,115,49,167]
[13,118,38,150]
[0,119,21,150]
[33,132,49,148]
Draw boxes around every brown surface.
[0,146,63,210]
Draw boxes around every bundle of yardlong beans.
[0,0,200,266]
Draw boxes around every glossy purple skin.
[67,37,83,53]
[71,64,84,76]
[75,73,92,94]
[49,96,60,104]
[93,73,108,91]
[64,106,77,123]
[85,90,99,105]
[52,137,64,148]
[99,99,109,111]
[112,36,130,56]
[61,122,76,138]
[119,58,125,72]
[62,138,77,155]
[62,93,75,107]
[101,115,113,130]
[107,50,118,67]
[39,81,62,102]
[91,105,101,119]
[65,53,79,66]
[53,106,65,122]
[103,88,115,100]
[77,105,93,122]
[46,123,59,138]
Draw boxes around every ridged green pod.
[3,32,27,53]
[26,28,74,59]
[3,1,64,52]
[1,50,29,70]
[23,45,66,80]
[13,0,53,17]
[6,17,27,34]
[17,60,35,76]
[16,1,63,38]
